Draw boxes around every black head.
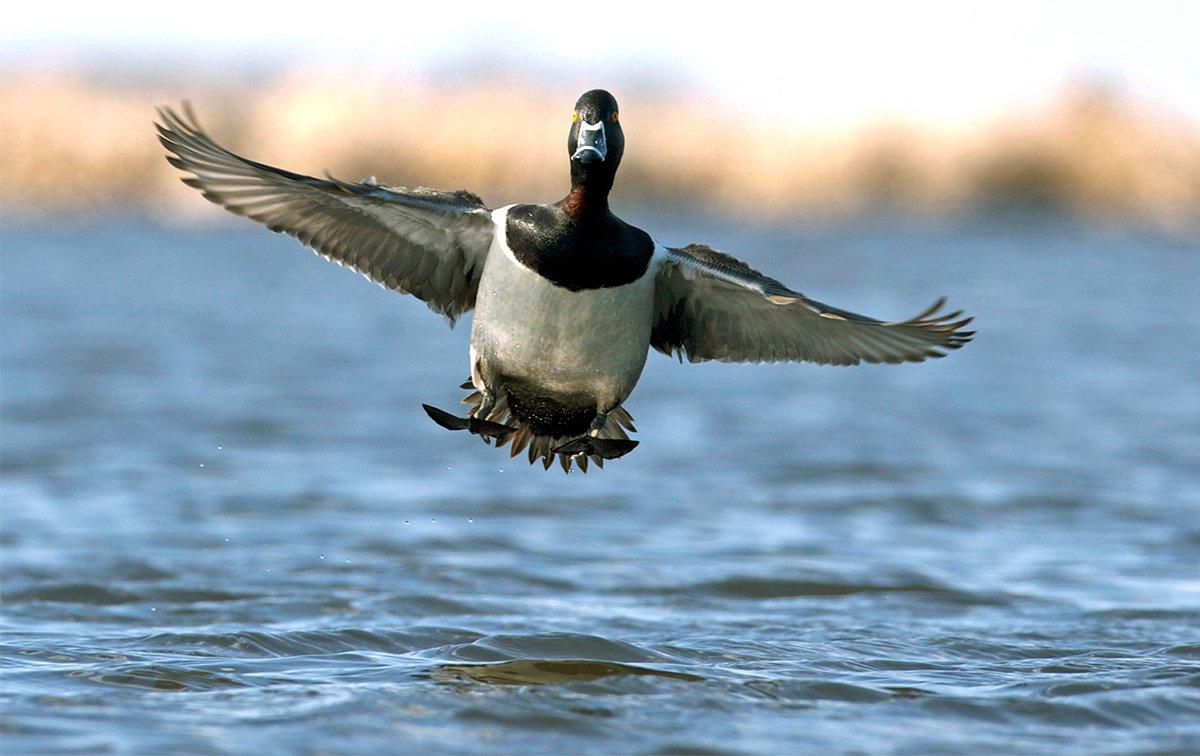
[567,89,624,190]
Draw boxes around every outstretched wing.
[653,244,974,365]
[156,103,494,323]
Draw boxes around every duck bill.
[572,120,607,164]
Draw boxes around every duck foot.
[552,437,639,460]
[422,404,516,442]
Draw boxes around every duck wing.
[652,244,973,365]
[156,104,494,323]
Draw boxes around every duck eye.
[571,112,579,123]
[611,112,619,123]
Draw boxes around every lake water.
[2,212,1198,753]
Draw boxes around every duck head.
[566,89,624,201]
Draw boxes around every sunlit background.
[3,0,1199,227]
[3,4,1200,753]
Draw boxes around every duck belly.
[470,231,656,414]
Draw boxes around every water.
[2,212,1198,753]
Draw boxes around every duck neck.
[561,167,613,221]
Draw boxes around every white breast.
[469,207,663,405]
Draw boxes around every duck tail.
[460,382,636,473]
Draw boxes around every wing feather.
[156,103,494,323]
[653,244,974,365]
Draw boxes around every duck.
[156,89,973,473]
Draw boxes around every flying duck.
[156,90,973,473]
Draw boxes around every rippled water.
[2,213,1198,753]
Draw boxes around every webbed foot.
[423,404,516,442]
[552,436,639,460]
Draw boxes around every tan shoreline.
[3,70,1198,230]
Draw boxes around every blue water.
[2,212,1198,753]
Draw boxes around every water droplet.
[431,518,437,523]
[224,538,230,543]
[217,445,223,450]
[404,519,411,525]
[319,554,325,560]
[467,518,474,524]
[150,606,157,612]
[344,558,351,563]
[199,463,205,468]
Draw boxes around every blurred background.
[3,2,1199,753]
[3,1,1199,227]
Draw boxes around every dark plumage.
[504,204,653,291]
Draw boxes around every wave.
[72,664,247,692]
[125,626,485,658]
[643,575,1006,605]
[429,660,702,685]
[4,582,258,606]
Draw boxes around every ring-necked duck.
[157,89,973,473]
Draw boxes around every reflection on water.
[2,213,1198,753]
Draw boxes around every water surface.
[2,213,1198,753]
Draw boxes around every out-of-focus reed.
[3,68,1198,229]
